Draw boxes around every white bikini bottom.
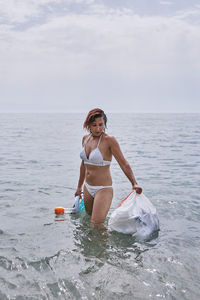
[84,182,113,198]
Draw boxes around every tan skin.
[75,117,142,230]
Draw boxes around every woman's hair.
[83,108,107,130]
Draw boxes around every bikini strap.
[97,133,103,148]
[83,134,92,147]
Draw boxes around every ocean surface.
[0,113,200,300]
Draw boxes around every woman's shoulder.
[82,134,90,145]
[83,134,90,139]
[103,133,118,145]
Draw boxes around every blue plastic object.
[71,195,85,214]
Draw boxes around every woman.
[75,108,142,230]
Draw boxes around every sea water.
[0,113,200,300]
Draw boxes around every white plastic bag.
[108,191,159,238]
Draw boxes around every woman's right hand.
[132,184,142,194]
[75,187,82,197]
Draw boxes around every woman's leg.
[91,188,113,230]
[83,184,94,215]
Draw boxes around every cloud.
[0,0,39,23]
[174,6,200,24]
[160,1,172,5]
[0,0,200,112]
[0,0,94,24]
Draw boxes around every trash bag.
[108,191,159,238]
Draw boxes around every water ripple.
[0,113,200,299]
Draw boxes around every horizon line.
[0,111,199,114]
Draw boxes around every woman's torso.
[80,133,112,186]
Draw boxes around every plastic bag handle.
[118,190,136,207]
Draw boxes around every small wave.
[28,160,39,164]
[0,256,27,271]
[38,190,50,195]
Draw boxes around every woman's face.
[89,117,105,137]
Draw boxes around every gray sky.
[0,0,200,113]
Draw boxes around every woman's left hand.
[132,184,142,194]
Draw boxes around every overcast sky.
[0,0,200,113]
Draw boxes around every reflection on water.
[71,212,158,269]
[66,213,160,300]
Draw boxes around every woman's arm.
[75,160,86,196]
[75,135,88,196]
[109,136,142,194]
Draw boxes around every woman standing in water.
[75,108,142,230]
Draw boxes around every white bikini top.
[80,133,111,166]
